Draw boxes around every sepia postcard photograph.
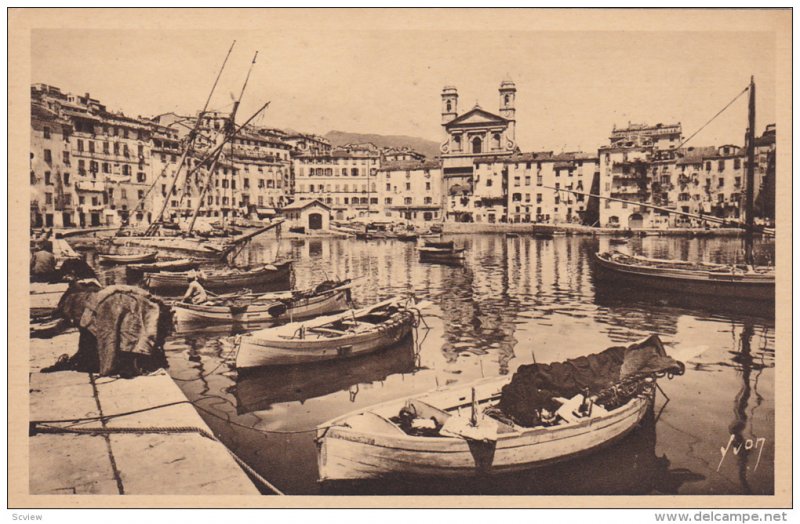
[6,6,793,515]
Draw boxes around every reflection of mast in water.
[730,320,754,494]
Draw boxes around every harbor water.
[96,234,775,495]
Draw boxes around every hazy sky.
[32,27,776,153]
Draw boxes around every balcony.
[76,179,105,192]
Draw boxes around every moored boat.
[127,258,199,273]
[97,251,158,265]
[235,296,424,369]
[609,238,628,246]
[593,251,774,302]
[173,280,352,325]
[419,240,466,264]
[142,260,292,294]
[316,335,684,481]
[234,337,417,414]
[396,232,419,242]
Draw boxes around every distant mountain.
[325,130,441,159]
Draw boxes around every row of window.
[298,183,375,193]
[386,182,432,192]
[75,139,145,158]
[299,167,372,177]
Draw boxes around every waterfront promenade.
[28,329,260,496]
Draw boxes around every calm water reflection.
[140,234,774,495]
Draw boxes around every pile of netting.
[496,335,684,427]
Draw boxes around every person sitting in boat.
[182,270,208,305]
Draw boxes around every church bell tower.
[499,79,516,142]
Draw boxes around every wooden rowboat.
[235,296,421,369]
[97,251,158,265]
[173,281,352,325]
[142,261,292,294]
[593,251,774,302]
[234,337,416,414]
[316,377,654,481]
[419,242,465,264]
[127,258,199,273]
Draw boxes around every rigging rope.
[674,85,750,151]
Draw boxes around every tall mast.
[744,76,756,266]
[147,40,236,234]
[187,51,258,234]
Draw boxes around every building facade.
[377,160,443,223]
[292,149,381,221]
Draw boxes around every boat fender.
[264,264,277,271]
[268,302,288,318]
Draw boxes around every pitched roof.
[445,107,508,128]
[282,199,331,211]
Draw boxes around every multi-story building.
[598,122,682,228]
[30,95,75,228]
[440,81,520,222]
[702,145,744,220]
[754,124,776,221]
[32,84,156,228]
[671,146,716,225]
[152,110,294,221]
[377,160,443,223]
[292,149,381,221]
[472,151,599,224]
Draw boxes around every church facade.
[440,81,520,222]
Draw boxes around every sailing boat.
[593,77,775,303]
[110,47,285,261]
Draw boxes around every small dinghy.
[97,251,158,265]
[316,335,684,481]
[173,280,353,325]
[609,238,628,246]
[235,296,427,369]
[127,258,199,273]
[418,241,465,264]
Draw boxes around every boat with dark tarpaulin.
[316,335,684,481]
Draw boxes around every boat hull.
[97,252,158,264]
[235,310,414,368]
[174,288,350,325]
[317,378,653,481]
[593,253,774,302]
[127,258,199,273]
[143,261,292,293]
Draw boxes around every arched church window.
[492,133,501,149]
[446,101,452,112]
[505,94,511,106]
[472,136,482,154]
[453,135,461,151]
